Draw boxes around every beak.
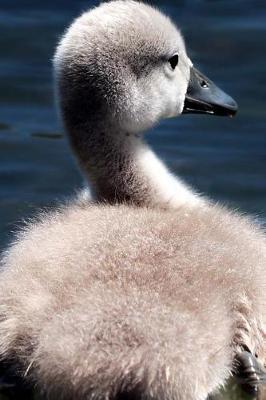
[182,67,238,117]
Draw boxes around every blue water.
[0,0,266,249]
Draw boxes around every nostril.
[201,80,208,88]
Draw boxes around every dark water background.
[0,0,266,250]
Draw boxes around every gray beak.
[182,67,238,117]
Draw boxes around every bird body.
[0,202,266,399]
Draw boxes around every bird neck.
[69,122,203,208]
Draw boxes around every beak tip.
[226,98,238,117]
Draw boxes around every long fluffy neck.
[69,122,203,209]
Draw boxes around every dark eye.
[168,54,179,70]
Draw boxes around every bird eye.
[168,54,179,70]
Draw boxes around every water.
[0,0,266,250]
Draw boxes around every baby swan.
[0,1,265,400]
